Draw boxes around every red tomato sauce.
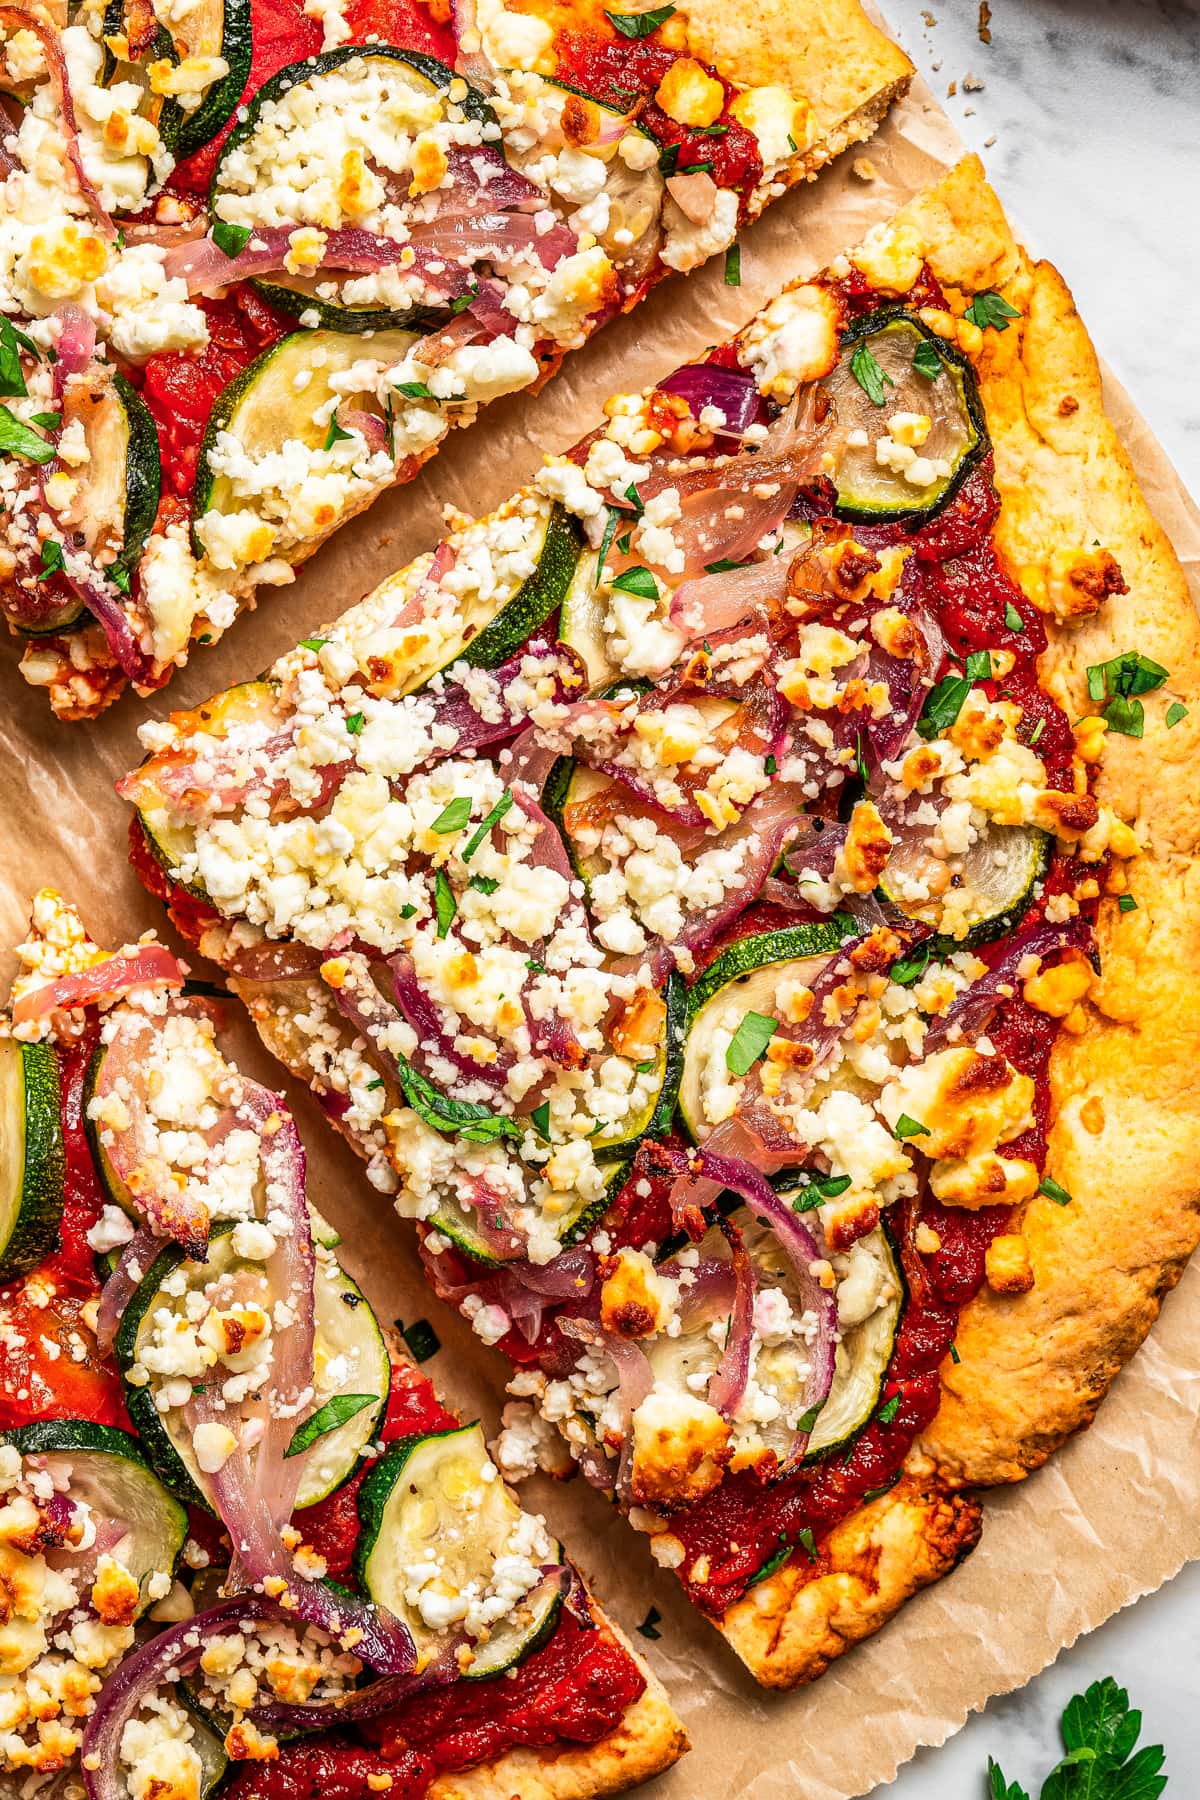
[0,1024,130,1433]
[554,30,762,195]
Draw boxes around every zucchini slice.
[248,278,448,338]
[879,818,1051,946]
[104,0,252,157]
[190,327,418,560]
[824,309,985,524]
[354,1422,563,1678]
[678,920,855,1141]
[557,548,618,690]
[0,1038,65,1282]
[132,678,283,890]
[55,368,160,588]
[429,1158,628,1266]
[116,1229,390,1512]
[596,971,686,1160]
[2,1421,187,1608]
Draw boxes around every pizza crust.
[715,1476,982,1688]
[430,1634,687,1800]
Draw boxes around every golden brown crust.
[873,158,1200,1487]
[715,1477,982,1688]
[429,1642,687,1800]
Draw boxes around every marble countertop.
[866,1,1200,1791]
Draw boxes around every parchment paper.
[3,50,1199,1800]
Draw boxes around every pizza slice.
[0,0,909,718]
[0,890,686,1791]
[122,155,1200,1686]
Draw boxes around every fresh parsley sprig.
[987,1677,1167,1800]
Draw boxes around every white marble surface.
[866,5,1200,1789]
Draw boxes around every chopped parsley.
[431,796,472,834]
[635,1605,663,1639]
[285,1394,375,1458]
[0,317,37,398]
[1086,650,1169,739]
[1004,599,1026,632]
[890,944,935,988]
[461,788,513,860]
[212,220,252,259]
[1037,1175,1073,1206]
[911,338,943,381]
[725,1009,777,1076]
[606,3,674,36]
[595,506,621,585]
[724,242,741,287]
[705,557,749,573]
[610,565,659,600]
[893,1112,930,1140]
[916,671,973,739]
[876,1393,901,1425]
[37,539,65,580]
[949,1341,961,1364]
[397,1317,441,1363]
[0,405,56,465]
[790,1172,852,1213]
[323,415,354,450]
[623,480,644,514]
[1166,701,1188,728]
[657,140,680,178]
[449,282,480,315]
[963,290,1021,332]
[395,1055,519,1147]
[1029,717,1046,746]
[28,411,59,430]
[393,380,435,400]
[434,868,456,938]
[849,341,894,408]
[963,648,993,681]
[530,1101,551,1140]
[468,873,499,896]
[300,636,328,652]
[764,754,777,775]
[861,1470,902,1504]
[1117,894,1138,913]
[345,711,365,734]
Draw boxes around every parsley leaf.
[916,671,972,739]
[849,341,894,408]
[212,219,252,259]
[725,1009,777,1076]
[610,565,659,600]
[434,868,456,938]
[345,711,365,734]
[28,410,59,431]
[623,480,644,515]
[635,1604,663,1638]
[705,557,749,573]
[462,788,513,861]
[606,3,674,36]
[1086,650,1169,740]
[594,506,621,586]
[1166,701,1188,728]
[789,1172,852,1213]
[912,338,943,381]
[431,796,472,834]
[468,873,499,896]
[449,282,480,315]
[286,1394,376,1458]
[0,317,34,398]
[893,1112,930,1140]
[37,539,65,580]
[964,648,993,681]
[1004,599,1026,632]
[1033,1678,1168,1800]
[890,945,935,988]
[324,415,354,450]
[300,636,328,652]
[1117,894,1138,913]
[530,1101,551,1140]
[876,1392,901,1425]
[964,290,1021,332]
[397,1317,441,1363]
[1038,1175,1073,1206]
[395,1054,519,1146]
[0,405,56,465]
[393,380,435,400]
[724,242,741,287]
[949,1340,961,1363]
[657,140,680,178]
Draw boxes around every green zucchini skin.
[829,305,987,526]
[168,0,253,157]
[0,1039,66,1283]
[447,505,583,676]
[685,919,857,1022]
[248,279,451,337]
[114,371,162,581]
[599,970,687,1163]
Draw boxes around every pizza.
[0,890,687,1795]
[0,0,909,719]
[120,152,1200,1689]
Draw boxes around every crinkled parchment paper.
[2,48,1199,1800]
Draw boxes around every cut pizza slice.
[0,890,687,1793]
[121,154,1200,1687]
[0,0,910,717]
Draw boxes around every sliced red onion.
[51,302,98,383]
[224,938,330,981]
[67,569,155,684]
[923,916,1094,1051]
[511,783,575,886]
[432,637,589,758]
[250,1635,466,1733]
[408,210,579,272]
[705,1218,756,1420]
[450,0,495,81]
[12,942,186,1029]
[81,1596,284,1800]
[0,8,116,237]
[95,1226,160,1353]
[668,556,788,638]
[443,145,544,213]
[660,362,761,437]
[165,224,480,300]
[558,1315,652,1499]
[862,600,946,764]
[389,950,511,1090]
[665,1121,837,1462]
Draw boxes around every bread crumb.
[947,79,957,96]
[963,70,985,91]
[852,156,878,182]
[978,1,992,43]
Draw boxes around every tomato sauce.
[555,30,762,196]
[0,1025,130,1433]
